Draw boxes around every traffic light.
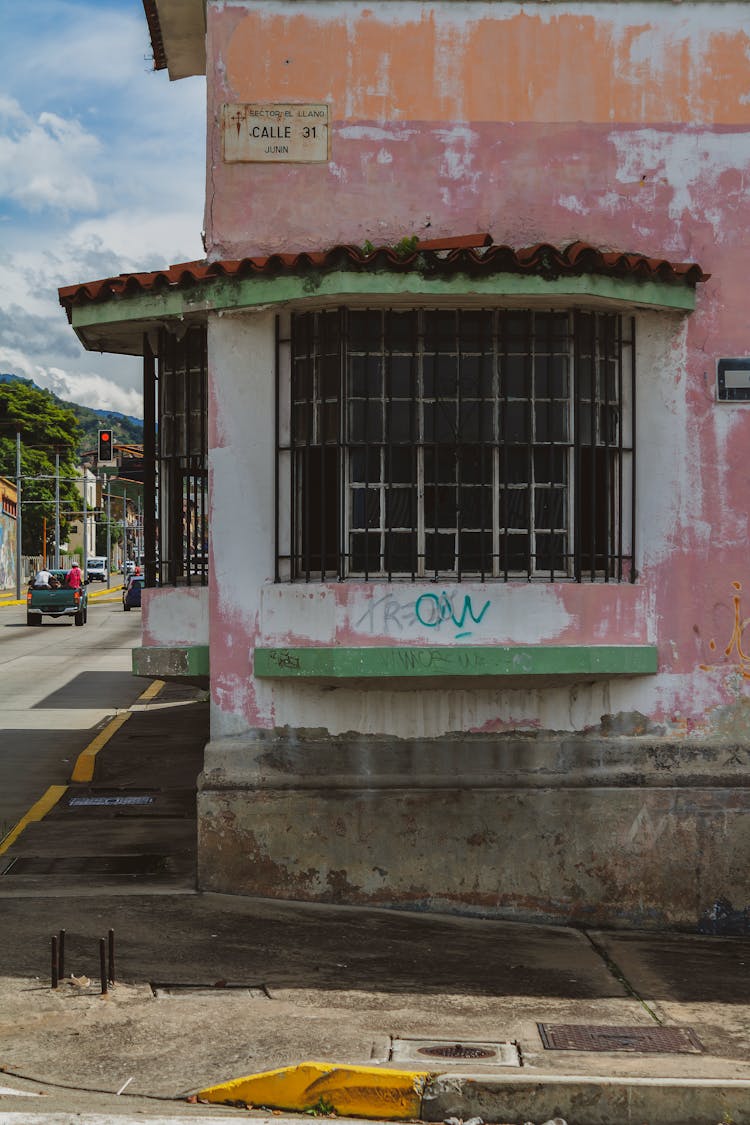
[98,428,114,461]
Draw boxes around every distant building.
[0,477,17,589]
[59,0,750,930]
[65,466,98,559]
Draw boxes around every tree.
[0,382,83,555]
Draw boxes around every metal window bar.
[283,308,632,583]
[156,326,208,588]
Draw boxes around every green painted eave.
[69,268,696,353]
[254,645,658,680]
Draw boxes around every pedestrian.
[66,561,82,589]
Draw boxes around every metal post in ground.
[51,935,58,989]
[99,938,108,995]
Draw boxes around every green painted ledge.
[71,268,696,335]
[254,645,657,679]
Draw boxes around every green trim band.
[255,645,657,679]
[71,268,695,341]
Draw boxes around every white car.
[86,557,108,582]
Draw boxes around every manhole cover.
[68,795,155,807]
[390,1038,520,1067]
[538,1024,703,1054]
[151,982,270,999]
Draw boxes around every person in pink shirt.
[66,561,83,589]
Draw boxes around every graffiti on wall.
[700,581,750,680]
[354,590,491,640]
[0,512,17,590]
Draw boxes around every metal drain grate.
[68,795,155,807]
[0,855,170,877]
[418,1044,495,1060]
[390,1038,520,1067]
[538,1024,704,1054]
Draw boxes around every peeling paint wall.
[142,586,209,648]
[194,1,750,923]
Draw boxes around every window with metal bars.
[277,308,635,582]
[148,325,208,586]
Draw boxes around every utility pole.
[106,479,111,590]
[82,468,88,584]
[122,487,128,575]
[54,451,60,569]
[15,433,22,599]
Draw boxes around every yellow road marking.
[138,678,165,703]
[0,674,167,857]
[0,786,68,856]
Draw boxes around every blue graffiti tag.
[414,591,491,638]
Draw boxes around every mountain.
[0,373,144,454]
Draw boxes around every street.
[0,590,144,842]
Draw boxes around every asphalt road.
[0,590,145,841]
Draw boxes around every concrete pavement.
[0,681,748,1123]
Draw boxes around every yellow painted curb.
[71,713,132,782]
[198,1061,431,1119]
[0,785,67,855]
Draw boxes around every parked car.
[86,556,108,582]
[122,575,144,611]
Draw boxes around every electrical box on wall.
[717,358,750,402]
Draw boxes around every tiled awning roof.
[141,0,167,70]
[58,236,708,319]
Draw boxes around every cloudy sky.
[0,0,205,419]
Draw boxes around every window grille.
[278,308,635,582]
[145,325,208,586]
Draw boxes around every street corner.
[197,1061,431,1118]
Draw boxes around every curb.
[197,1063,750,1125]
[198,1062,429,1119]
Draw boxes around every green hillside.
[0,373,143,456]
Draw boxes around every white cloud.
[0,1,206,416]
[0,98,100,212]
[0,347,142,418]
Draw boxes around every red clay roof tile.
[58,237,709,316]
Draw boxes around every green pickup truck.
[26,570,89,627]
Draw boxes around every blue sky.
[0,0,205,417]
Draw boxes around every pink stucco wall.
[202,2,750,740]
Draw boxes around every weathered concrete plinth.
[197,732,750,930]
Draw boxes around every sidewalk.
[0,685,749,1124]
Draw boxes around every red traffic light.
[98,429,114,460]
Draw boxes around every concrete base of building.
[197,730,750,930]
